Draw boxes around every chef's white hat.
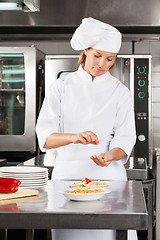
[70,17,122,53]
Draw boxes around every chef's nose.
[98,58,105,68]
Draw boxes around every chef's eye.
[94,55,100,58]
[107,58,113,62]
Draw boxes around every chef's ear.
[84,47,91,55]
[84,49,88,55]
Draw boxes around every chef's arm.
[90,147,126,167]
[108,147,126,160]
[44,133,76,148]
[44,131,99,149]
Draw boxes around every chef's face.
[84,48,117,79]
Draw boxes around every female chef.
[36,17,137,240]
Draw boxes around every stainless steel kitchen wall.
[0,0,160,26]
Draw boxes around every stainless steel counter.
[0,180,148,240]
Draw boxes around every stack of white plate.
[0,166,48,188]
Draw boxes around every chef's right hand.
[72,131,99,145]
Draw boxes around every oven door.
[0,47,37,152]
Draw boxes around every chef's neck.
[83,66,95,81]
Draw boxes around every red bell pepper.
[0,177,21,193]
[0,177,21,186]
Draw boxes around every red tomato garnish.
[85,178,91,184]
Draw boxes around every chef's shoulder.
[111,75,132,101]
[47,71,76,95]
[58,70,78,83]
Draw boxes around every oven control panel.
[134,58,149,161]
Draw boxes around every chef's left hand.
[90,152,112,167]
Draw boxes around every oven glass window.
[0,53,25,135]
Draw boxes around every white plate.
[0,166,48,174]
[21,182,47,186]
[68,180,108,188]
[23,184,47,189]
[63,189,110,201]
[19,179,48,183]
[20,181,48,185]
[0,173,48,179]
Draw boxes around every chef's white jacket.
[36,65,136,180]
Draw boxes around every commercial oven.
[0,46,45,162]
[45,54,152,172]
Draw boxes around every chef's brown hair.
[78,49,116,70]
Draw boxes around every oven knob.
[138,66,146,74]
[138,91,145,99]
[138,79,145,87]
[137,158,145,164]
[138,134,146,141]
